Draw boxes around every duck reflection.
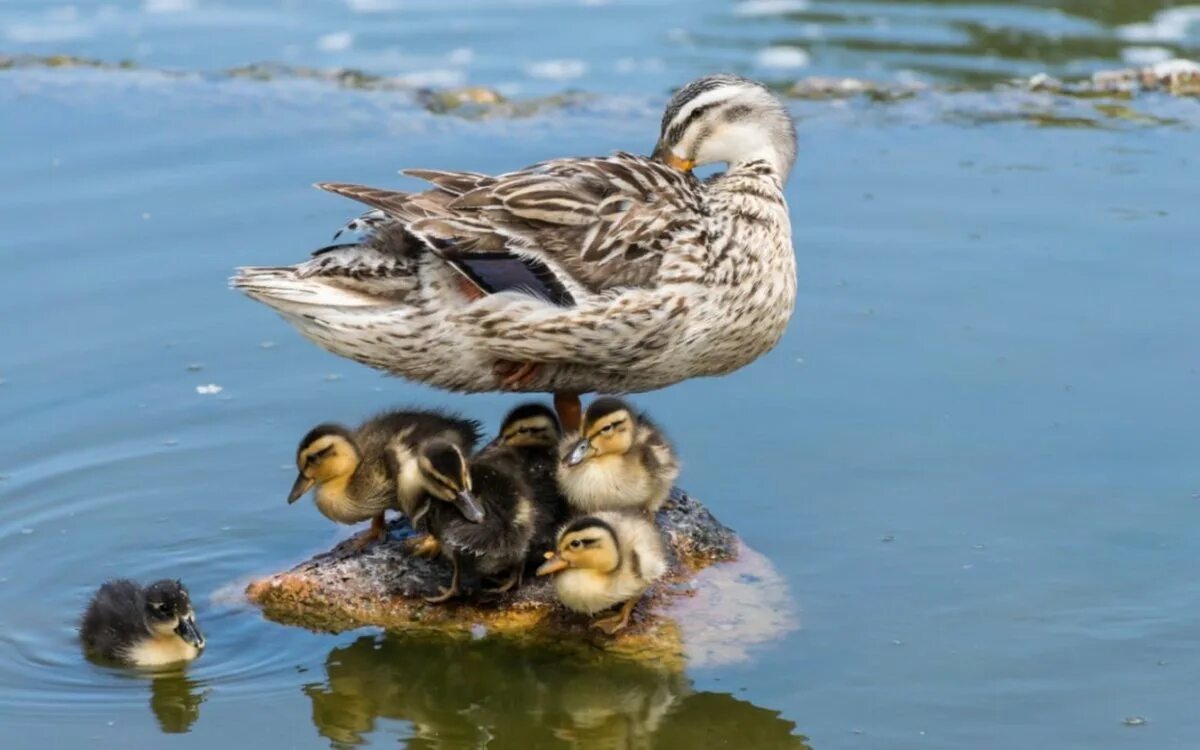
[303,635,810,749]
[147,670,207,733]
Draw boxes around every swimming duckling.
[289,409,480,549]
[558,397,680,516]
[536,512,668,634]
[80,579,205,667]
[487,402,570,562]
[415,439,540,602]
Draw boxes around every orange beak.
[536,553,569,576]
[663,152,695,172]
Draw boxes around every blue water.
[2,1,1199,748]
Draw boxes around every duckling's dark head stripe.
[298,423,354,452]
[502,402,559,430]
[561,515,617,542]
[584,396,632,425]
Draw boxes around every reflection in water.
[148,670,208,733]
[304,635,810,749]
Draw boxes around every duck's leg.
[493,360,542,390]
[424,554,461,603]
[350,513,388,551]
[590,596,640,635]
[485,566,522,594]
[554,392,582,433]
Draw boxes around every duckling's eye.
[569,539,583,550]
[600,424,614,434]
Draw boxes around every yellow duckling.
[80,579,205,667]
[558,397,679,515]
[536,512,668,634]
[289,409,480,548]
[415,439,541,602]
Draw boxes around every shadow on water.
[303,634,810,749]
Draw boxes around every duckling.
[487,402,570,562]
[415,439,540,602]
[558,397,680,516]
[80,579,205,667]
[536,512,668,635]
[289,409,480,549]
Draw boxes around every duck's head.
[562,397,636,468]
[651,74,796,179]
[144,580,205,650]
[289,424,360,504]
[417,440,485,523]
[537,516,620,576]
[492,403,562,450]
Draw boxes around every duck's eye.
[601,424,614,434]
[569,539,582,550]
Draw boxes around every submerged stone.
[245,490,796,669]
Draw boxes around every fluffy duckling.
[414,439,540,602]
[81,579,205,667]
[289,409,480,549]
[558,397,679,516]
[536,512,668,634]
[488,403,570,561]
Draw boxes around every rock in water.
[245,490,796,668]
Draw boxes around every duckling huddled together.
[285,397,679,634]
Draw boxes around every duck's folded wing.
[317,152,705,296]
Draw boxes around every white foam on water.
[1118,6,1200,42]
[317,31,355,52]
[734,0,810,18]
[756,45,811,69]
[525,59,588,81]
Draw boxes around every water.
[2,0,1198,747]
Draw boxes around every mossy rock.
[246,490,795,669]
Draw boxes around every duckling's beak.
[537,552,569,576]
[564,439,592,467]
[651,143,695,172]
[287,473,314,504]
[175,616,204,649]
[454,490,485,523]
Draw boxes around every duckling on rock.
[414,439,540,602]
[80,579,205,667]
[536,512,668,635]
[289,409,480,549]
[487,402,570,562]
[558,397,679,516]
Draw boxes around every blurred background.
[1,1,1198,748]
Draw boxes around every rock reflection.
[304,635,810,749]
[147,670,207,733]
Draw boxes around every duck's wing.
[317,152,705,298]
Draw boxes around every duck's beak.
[175,615,204,649]
[454,490,485,523]
[651,143,695,172]
[537,552,569,576]
[563,438,592,467]
[287,473,314,504]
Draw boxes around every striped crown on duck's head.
[652,74,797,180]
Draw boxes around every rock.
[245,490,796,669]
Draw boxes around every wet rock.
[246,489,796,669]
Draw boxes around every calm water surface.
[2,1,1198,748]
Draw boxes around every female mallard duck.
[81,579,205,666]
[232,74,797,432]
[486,402,570,561]
[289,409,480,549]
[536,512,668,634]
[414,439,540,602]
[558,397,679,516]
